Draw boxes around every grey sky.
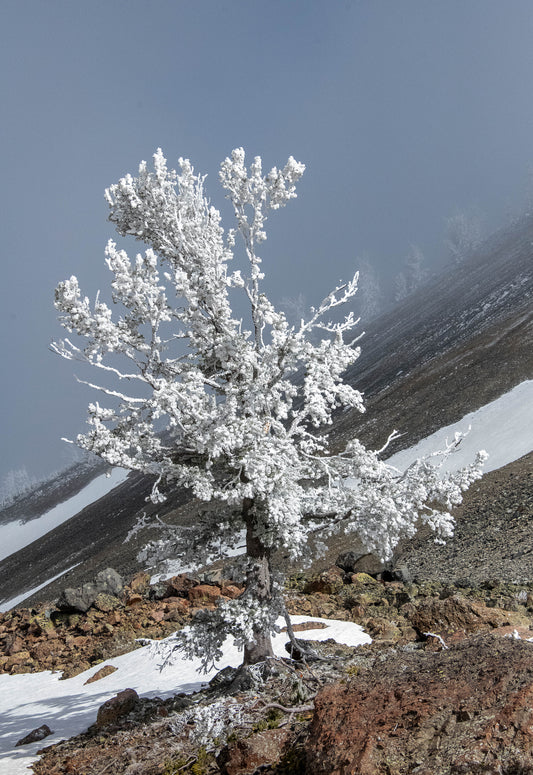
[1,0,533,484]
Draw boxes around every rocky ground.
[5,540,533,774]
[1,445,531,773]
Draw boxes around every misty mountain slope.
[0,457,107,528]
[1,215,532,607]
[333,214,533,453]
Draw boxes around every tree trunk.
[242,498,275,665]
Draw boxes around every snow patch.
[386,380,533,475]
[0,468,129,563]
[0,564,81,613]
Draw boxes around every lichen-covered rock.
[405,594,530,637]
[306,634,533,775]
[15,724,53,747]
[96,688,139,728]
[56,568,124,613]
[218,727,292,775]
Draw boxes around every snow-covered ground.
[0,468,129,563]
[0,616,369,774]
[386,380,533,475]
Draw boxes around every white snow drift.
[386,380,533,475]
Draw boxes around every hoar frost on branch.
[53,148,487,670]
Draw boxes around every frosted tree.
[53,149,486,669]
[280,292,307,327]
[394,243,427,302]
[445,209,484,264]
[0,467,34,507]
[356,256,384,321]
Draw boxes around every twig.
[95,760,118,775]
[175,755,197,771]
[253,699,316,715]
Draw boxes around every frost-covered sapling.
[53,148,486,670]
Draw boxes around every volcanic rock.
[56,568,123,613]
[218,727,292,775]
[96,688,139,728]
[16,724,53,747]
[306,634,533,774]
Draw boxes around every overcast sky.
[2,0,533,485]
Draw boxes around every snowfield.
[0,468,129,563]
[0,616,370,774]
[386,380,533,475]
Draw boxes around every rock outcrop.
[306,634,533,775]
[56,568,124,612]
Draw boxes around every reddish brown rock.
[96,688,139,728]
[84,664,118,684]
[188,584,222,604]
[218,728,292,775]
[15,724,53,747]
[306,634,533,775]
[220,584,244,599]
[406,594,529,637]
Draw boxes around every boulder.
[16,724,53,746]
[96,688,139,728]
[94,568,123,596]
[56,568,123,613]
[218,727,292,775]
[336,550,387,576]
[306,634,533,774]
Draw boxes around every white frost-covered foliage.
[0,467,35,508]
[394,243,427,302]
[53,148,486,667]
[445,209,484,264]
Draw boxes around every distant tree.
[394,243,427,303]
[394,271,408,303]
[357,256,384,321]
[445,209,484,264]
[0,467,34,508]
[53,149,486,670]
